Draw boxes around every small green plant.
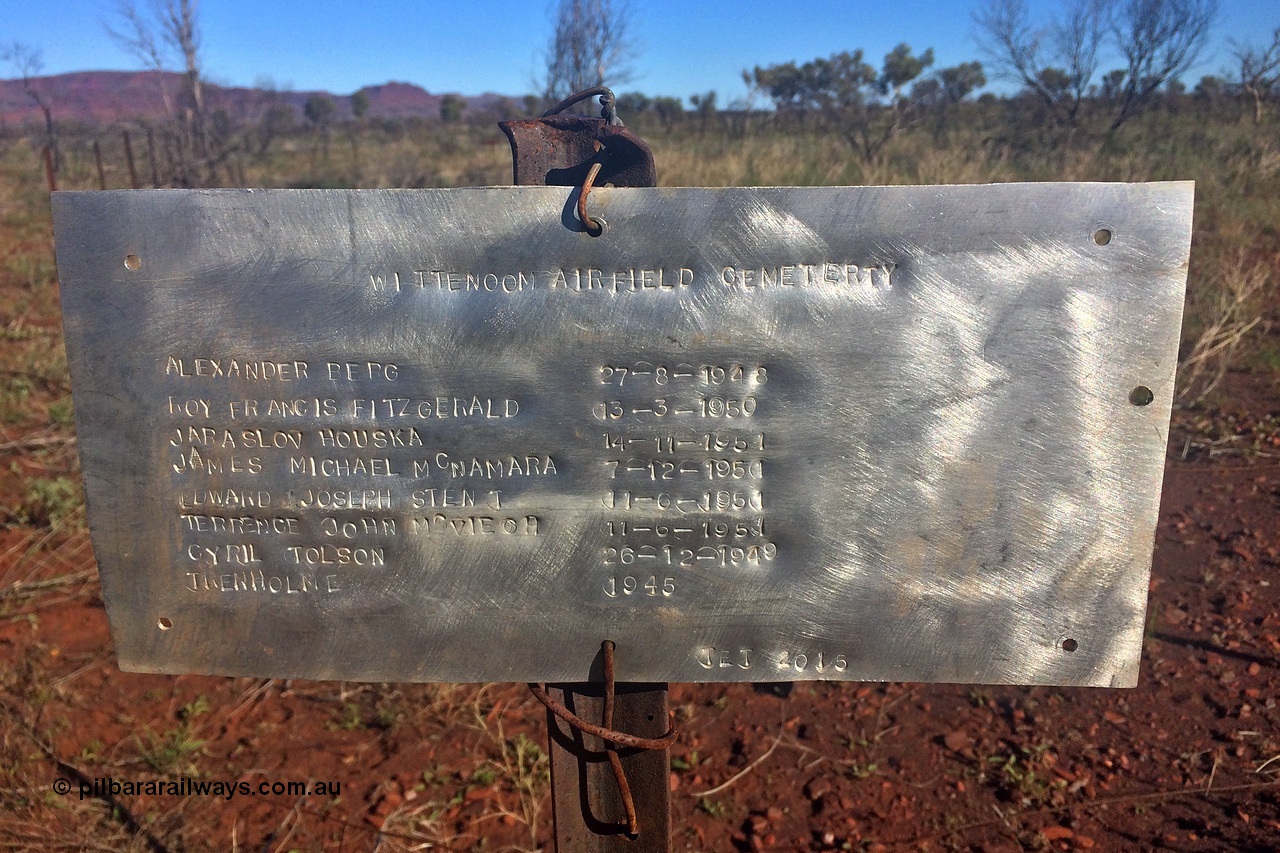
[842,733,873,751]
[986,746,1064,805]
[78,739,105,763]
[178,696,210,722]
[19,476,81,529]
[698,798,728,818]
[370,693,406,731]
[47,397,73,427]
[671,749,699,771]
[504,734,548,791]
[469,766,497,787]
[328,701,365,731]
[135,725,206,775]
[845,761,879,780]
[0,375,32,424]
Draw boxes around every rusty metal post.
[501,105,670,852]
[93,141,107,190]
[42,145,57,193]
[123,131,139,189]
[146,127,159,187]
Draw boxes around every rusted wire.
[577,159,605,236]
[541,85,623,125]
[601,641,639,837]
[529,641,677,837]
[528,681,678,751]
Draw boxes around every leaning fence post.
[93,140,107,190]
[146,126,159,187]
[42,145,57,193]
[123,130,140,189]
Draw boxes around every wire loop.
[529,641,678,838]
[541,86,624,126]
[577,159,605,236]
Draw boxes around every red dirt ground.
[1,374,1278,852]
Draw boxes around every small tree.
[1,43,58,165]
[689,89,717,133]
[257,102,294,155]
[748,44,936,162]
[975,0,1106,129]
[615,91,651,118]
[439,93,466,124]
[939,62,988,104]
[304,94,336,161]
[651,96,683,130]
[303,94,336,129]
[923,61,987,136]
[978,0,1217,133]
[1234,27,1280,124]
[346,89,370,171]
[543,0,636,99]
[350,89,371,123]
[107,0,211,183]
[1108,0,1218,130]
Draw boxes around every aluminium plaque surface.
[53,183,1192,686]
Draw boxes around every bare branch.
[104,0,168,72]
[543,0,637,100]
[1,42,44,80]
[1232,26,1280,123]
[1055,0,1108,101]
[1110,0,1218,130]
[2,42,59,156]
[974,0,1106,126]
[104,0,211,181]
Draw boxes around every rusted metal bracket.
[501,94,669,851]
[498,115,656,189]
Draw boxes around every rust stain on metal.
[499,115,656,188]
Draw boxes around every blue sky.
[3,1,1277,103]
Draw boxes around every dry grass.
[1177,250,1275,407]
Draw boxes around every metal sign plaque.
[53,183,1192,686]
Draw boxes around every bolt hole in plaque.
[124,253,142,270]
[157,617,173,631]
[1093,227,1113,245]
[1129,385,1155,406]
[1061,638,1079,652]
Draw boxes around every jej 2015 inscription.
[52,184,1192,686]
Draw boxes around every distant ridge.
[0,70,509,126]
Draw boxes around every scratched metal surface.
[52,184,1192,686]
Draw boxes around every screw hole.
[158,617,172,630]
[584,216,606,237]
[1061,638,1078,652]
[646,714,655,722]
[124,254,142,271]
[1129,385,1154,406]
[1093,228,1112,246]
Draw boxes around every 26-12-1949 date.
[604,542,777,567]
